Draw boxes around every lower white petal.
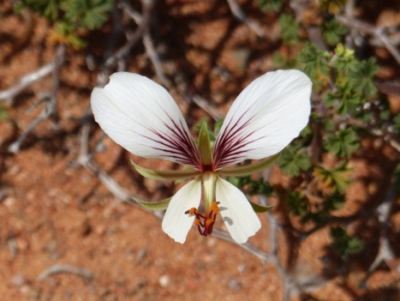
[216,177,261,244]
[162,180,201,243]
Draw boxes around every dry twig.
[37,264,93,281]
[119,1,171,87]
[8,44,66,154]
[336,15,400,65]
[0,63,53,102]
[226,0,264,37]
[359,182,398,288]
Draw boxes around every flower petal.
[213,70,312,169]
[216,177,261,244]
[91,72,201,169]
[162,180,201,243]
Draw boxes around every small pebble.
[159,275,170,288]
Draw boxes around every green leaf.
[218,153,280,177]
[227,175,274,197]
[320,0,346,14]
[132,161,201,181]
[324,128,359,159]
[286,191,308,216]
[214,119,224,137]
[321,19,347,46]
[60,0,113,30]
[17,0,60,20]
[277,145,310,176]
[323,192,346,211]
[313,162,352,193]
[278,14,300,44]
[133,197,171,211]
[330,227,363,260]
[324,82,363,115]
[348,58,379,98]
[249,201,275,212]
[271,53,298,69]
[198,122,213,165]
[0,104,8,120]
[332,44,358,73]
[256,0,282,12]
[298,44,330,77]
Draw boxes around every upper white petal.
[213,70,312,169]
[91,72,200,168]
[216,177,261,244]
[162,180,201,244]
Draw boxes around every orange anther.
[185,207,198,215]
[194,219,200,226]
[205,218,215,227]
[209,202,220,214]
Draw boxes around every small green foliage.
[0,104,8,120]
[16,0,60,20]
[348,58,380,98]
[60,0,113,30]
[298,44,330,77]
[332,44,358,74]
[214,119,224,137]
[320,0,346,14]
[257,0,282,12]
[393,114,400,134]
[325,82,363,115]
[279,14,300,44]
[228,176,274,197]
[286,191,308,216]
[330,227,363,259]
[271,53,299,69]
[321,19,347,46]
[323,192,346,211]
[324,128,359,159]
[16,0,113,48]
[313,162,352,193]
[277,144,311,176]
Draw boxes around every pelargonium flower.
[91,70,311,244]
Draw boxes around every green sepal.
[198,122,213,166]
[249,201,275,213]
[217,153,281,177]
[133,196,171,211]
[202,172,217,210]
[131,161,200,181]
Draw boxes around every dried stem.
[226,0,264,37]
[336,15,400,65]
[120,1,171,87]
[37,264,93,281]
[8,44,66,154]
[359,181,397,287]
[0,63,53,102]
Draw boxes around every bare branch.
[192,95,224,121]
[8,44,66,154]
[0,63,53,101]
[359,182,397,287]
[336,15,400,65]
[120,1,171,87]
[226,0,264,37]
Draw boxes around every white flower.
[91,70,312,244]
